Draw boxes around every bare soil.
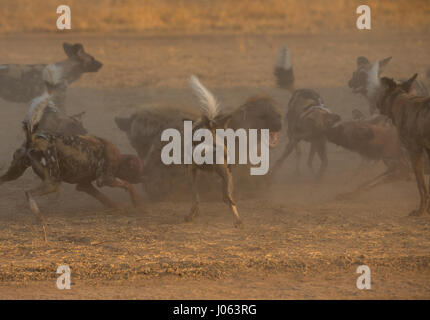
[0,33,429,299]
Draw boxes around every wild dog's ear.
[63,43,84,58]
[400,73,418,93]
[115,116,133,132]
[357,56,370,66]
[378,57,392,74]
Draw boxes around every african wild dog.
[1,67,143,241]
[348,56,430,174]
[348,56,429,115]
[1,64,88,185]
[185,75,243,227]
[271,44,340,180]
[21,127,143,241]
[0,42,102,112]
[371,67,430,216]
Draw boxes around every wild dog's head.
[348,56,392,95]
[306,106,341,132]
[376,74,418,116]
[63,43,103,73]
[117,154,144,184]
[236,95,282,148]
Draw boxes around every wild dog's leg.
[409,149,427,216]
[25,181,60,242]
[307,142,316,174]
[185,165,200,222]
[425,149,430,215]
[348,157,372,182]
[336,168,398,200]
[75,182,118,208]
[315,138,328,181]
[215,164,242,227]
[102,177,143,208]
[0,146,30,185]
[294,143,302,175]
[271,138,300,175]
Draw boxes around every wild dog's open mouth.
[269,131,280,148]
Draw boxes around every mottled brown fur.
[376,75,430,216]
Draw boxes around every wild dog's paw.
[111,206,128,216]
[136,205,146,214]
[133,199,145,209]
[409,209,424,217]
[184,214,194,223]
[335,192,353,201]
[127,205,147,216]
[105,201,121,210]
[234,219,244,229]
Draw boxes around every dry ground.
[0,32,429,299]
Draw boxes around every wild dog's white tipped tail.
[42,64,64,86]
[367,61,381,99]
[24,92,57,134]
[274,44,294,91]
[275,44,292,70]
[189,75,220,121]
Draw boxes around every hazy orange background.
[0,0,429,34]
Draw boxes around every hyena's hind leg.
[215,164,242,228]
[25,181,60,242]
[185,165,200,222]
